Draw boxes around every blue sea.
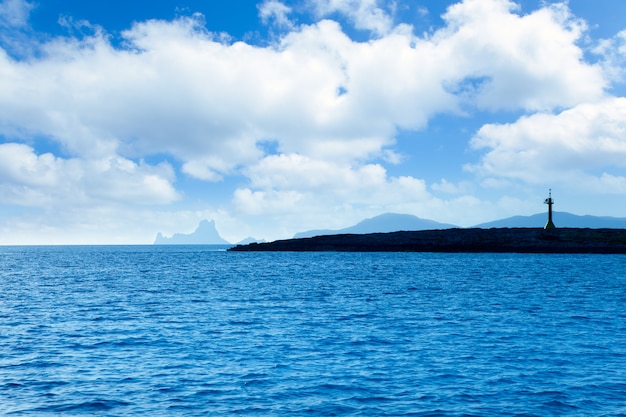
[1,246,625,416]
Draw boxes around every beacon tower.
[544,189,556,229]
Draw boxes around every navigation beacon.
[544,189,556,229]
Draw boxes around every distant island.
[230,193,626,253]
[229,228,626,254]
[155,211,626,248]
[154,219,231,245]
[154,219,264,245]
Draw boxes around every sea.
[1,245,625,416]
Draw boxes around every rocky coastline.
[228,228,626,254]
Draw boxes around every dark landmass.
[228,228,626,253]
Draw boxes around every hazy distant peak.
[236,236,265,245]
[294,212,458,238]
[473,212,626,229]
[154,219,230,245]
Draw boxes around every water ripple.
[1,248,625,415]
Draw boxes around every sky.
[1,0,626,244]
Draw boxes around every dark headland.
[228,228,626,254]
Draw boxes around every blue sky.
[1,0,626,244]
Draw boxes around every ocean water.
[1,246,625,416]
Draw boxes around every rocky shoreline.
[228,228,626,253]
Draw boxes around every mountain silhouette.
[294,213,457,238]
[236,236,265,245]
[474,212,626,229]
[154,219,230,244]
[292,211,626,239]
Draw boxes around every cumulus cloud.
[468,97,626,190]
[0,0,621,241]
[436,0,604,111]
[244,153,417,194]
[0,1,604,171]
[234,153,432,223]
[0,143,179,207]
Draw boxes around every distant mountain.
[236,236,265,245]
[154,219,231,244]
[474,212,626,229]
[294,213,458,238]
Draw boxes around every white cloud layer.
[469,97,626,191]
[0,0,624,243]
[0,143,179,207]
[1,0,603,171]
[237,153,431,211]
[437,0,604,110]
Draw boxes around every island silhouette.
[154,219,230,245]
[157,193,626,252]
[230,192,626,253]
[229,228,626,253]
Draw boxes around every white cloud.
[231,153,443,237]
[595,30,626,84]
[308,0,394,36]
[0,0,620,242]
[431,178,474,194]
[181,160,224,182]
[259,0,294,29]
[0,0,33,27]
[0,1,604,172]
[416,6,429,18]
[435,0,604,111]
[242,153,430,201]
[0,143,179,207]
[595,173,626,194]
[468,97,626,190]
[0,16,447,172]
[233,188,305,216]
[231,156,526,237]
